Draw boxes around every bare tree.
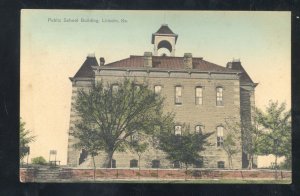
[223,118,241,169]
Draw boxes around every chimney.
[144,52,152,67]
[226,59,241,70]
[183,53,193,69]
[99,57,105,66]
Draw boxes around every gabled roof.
[155,24,175,34]
[152,24,178,44]
[104,55,236,73]
[73,56,99,78]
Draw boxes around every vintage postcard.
[20,10,291,183]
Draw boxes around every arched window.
[130,159,138,168]
[216,87,223,106]
[217,161,225,168]
[195,125,204,134]
[195,87,203,105]
[217,126,224,147]
[152,160,160,168]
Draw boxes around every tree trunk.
[248,154,253,170]
[228,155,231,169]
[275,154,278,180]
[138,154,141,180]
[92,155,96,181]
[185,163,188,181]
[105,150,114,168]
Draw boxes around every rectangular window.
[173,161,181,168]
[111,159,116,168]
[112,84,119,93]
[195,125,204,134]
[175,86,182,105]
[130,159,138,168]
[131,132,139,142]
[195,87,203,105]
[175,125,182,135]
[217,126,224,147]
[134,84,141,91]
[217,161,225,168]
[154,85,162,95]
[216,87,223,106]
[152,160,160,168]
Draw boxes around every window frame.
[173,161,181,168]
[175,86,182,105]
[217,161,225,169]
[195,86,203,105]
[154,85,162,95]
[195,125,204,134]
[111,159,116,168]
[216,87,224,106]
[216,126,224,147]
[152,160,160,168]
[111,84,119,94]
[130,159,138,168]
[174,125,182,135]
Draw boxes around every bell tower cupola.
[151,24,178,56]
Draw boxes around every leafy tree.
[74,78,173,168]
[158,127,213,180]
[20,118,35,161]
[255,101,291,172]
[129,133,149,178]
[222,118,242,169]
[71,120,104,180]
[31,156,47,165]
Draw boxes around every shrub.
[31,156,47,165]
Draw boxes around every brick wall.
[20,168,291,182]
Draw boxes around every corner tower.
[152,24,178,56]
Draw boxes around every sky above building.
[20,10,291,165]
